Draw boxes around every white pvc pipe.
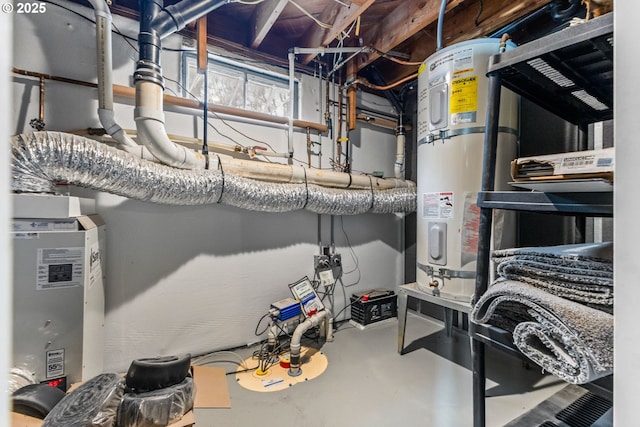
[394,132,406,179]
[88,0,137,147]
[135,81,207,169]
[287,52,295,158]
[267,320,278,351]
[288,310,327,376]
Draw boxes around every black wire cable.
[332,294,365,323]
[254,312,271,336]
[475,0,484,26]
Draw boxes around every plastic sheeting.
[42,373,125,427]
[117,377,195,427]
[11,132,416,215]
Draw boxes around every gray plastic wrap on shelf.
[11,132,416,215]
[42,373,125,427]
[117,377,195,427]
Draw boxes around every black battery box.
[350,289,397,326]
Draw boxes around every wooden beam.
[321,0,376,46]
[298,0,375,65]
[441,0,553,46]
[297,3,341,64]
[250,0,289,49]
[355,0,465,71]
[378,0,553,84]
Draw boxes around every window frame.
[181,52,300,119]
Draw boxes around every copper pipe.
[356,113,397,130]
[12,67,328,133]
[354,72,418,91]
[13,67,98,88]
[196,16,208,73]
[346,59,357,131]
[38,76,45,123]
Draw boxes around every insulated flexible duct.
[11,132,416,214]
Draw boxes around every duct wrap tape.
[42,373,125,427]
[117,377,195,427]
[10,132,416,214]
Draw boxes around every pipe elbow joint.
[98,109,118,135]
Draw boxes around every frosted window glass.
[183,54,296,118]
[246,77,290,116]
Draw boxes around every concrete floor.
[194,313,566,426]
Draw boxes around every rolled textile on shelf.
[492,242,613,309]
[471,280,613,384]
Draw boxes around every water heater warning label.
[423,192,454,219]
[450,76,478,118]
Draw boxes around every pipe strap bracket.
[418,126,519,146]
[417,262,476,280]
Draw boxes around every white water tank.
[416,38,518,302]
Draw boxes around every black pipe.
[153,0,230,39]
[137,0,162,66]
[136,0,230,86]
[135,0,164,86]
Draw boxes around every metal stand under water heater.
[416,38,519,302]
[10,194,106,392]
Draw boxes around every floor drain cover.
[556,392,612,427]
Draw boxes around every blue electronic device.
[270,298,302,321]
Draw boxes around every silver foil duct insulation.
[11,132,416,215]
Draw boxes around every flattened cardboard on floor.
[11,366,230,427]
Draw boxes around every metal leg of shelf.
[444,307,454,337]
[397,288,408,355]
[472,337,486,427]
[471,71,501,427]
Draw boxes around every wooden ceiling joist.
[250,0,290,49]
[298,0,376,65]
[378,0,553,84]
[355,0,465,71]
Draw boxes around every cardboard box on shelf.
[11,366,231,427]
[510,147,614,182]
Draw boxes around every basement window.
[182,53,299,118]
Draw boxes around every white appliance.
[416,38,518,302]
[11,194,105,390]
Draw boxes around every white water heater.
[416,38,518,302]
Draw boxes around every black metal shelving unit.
[472,13,614,427]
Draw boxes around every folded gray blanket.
[492,242,613,309]
[471,280,613,384]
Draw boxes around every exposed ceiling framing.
[75,0,583,92]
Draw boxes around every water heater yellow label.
[450,76,478,114]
